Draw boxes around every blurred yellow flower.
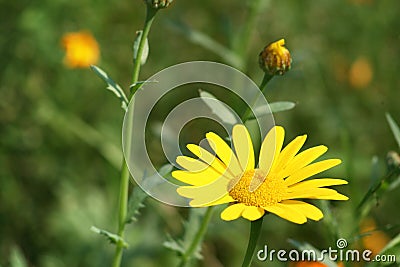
[360,218,390,256]
[61,31,100,68]
[348,57,373,89]
[173,125,348,223]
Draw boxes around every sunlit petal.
[278,145,328,179]
[258,126,285,173]
[221,204,246,221]
[284,159,342,186]
[280,200,323,221]
[263,204,307,224]
[232,125,255,171]
[288,178,348,191]
[242,206,265,221]
[206,132,242,175]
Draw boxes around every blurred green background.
[1,0,400,266]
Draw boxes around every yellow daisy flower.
[172,125,348,224]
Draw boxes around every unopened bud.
[387,151,400,170]
[144,0,173,9]
[259,39,292,76]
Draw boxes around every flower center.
[228,169,286,207]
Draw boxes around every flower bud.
[144,0,173,9]
[387,151,400,170]
[259,39,292,76]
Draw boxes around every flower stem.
[178,207,214,267]
[241,73,273,121]
[112,162,130,267]
[241,217,264,267]
[111,5,158,267]
[131,7,158,97]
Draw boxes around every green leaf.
[199,90,238,125]
[247,101,296,119]
[288,239,339,267]
[167,20,243,69]
[269,101,296,113]
[125,185,147,224]
[133,31,149,66]
[164,234,185,255]
[91,65,129,111]
[163,209,206,260]
[90,226,129,248]
[386,113,400,149]
[10,246,27,267]
[126,164,173,224]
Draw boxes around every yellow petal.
[288,178,348,191]
[280,200,323,221]
[284,188,348,200]
[206,132,242,175]
[242,206,265,221]
[232,125,255,171]
[278,145,328,179]
[186,144,234,178]
[259,126,285,174]
[311,193,349,201]
[284,159,342,186]
[263,204,307,224]
[221,203,246,221]
[176,156,211,172]
[195,194,234,207]
[172,168,221,186]
[177,177,230,206]
[274,134,307,171]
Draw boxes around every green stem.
[131,7,158,97]
[112,162,130,267]
[112,5,158,267]
[241,217,264,267]
[241,73,273,121]
[178,207,214,267]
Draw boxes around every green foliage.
[91,65,129,111]
[91,226,129,248]
[386,113,400,149]
[133,31,150,66]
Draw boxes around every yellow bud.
[144,0,173,9]
[259,39,292,76]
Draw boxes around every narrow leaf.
[91,65,129,111]
[199,90,238,125]
[91,226,129,248]
[10,247,27,267]
[386,113,400,149]
[269,101,296,113]
[248,101,296,119]
[133,31,149,66]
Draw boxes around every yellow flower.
[61,31,100,68]
[173,125,348,223]
[360,218,390,256]
[259,39,292,76]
